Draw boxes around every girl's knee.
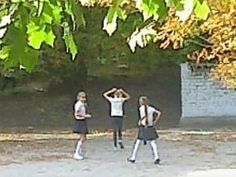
[80,134,87,142]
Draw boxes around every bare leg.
[79,134,87,155]
[118,130,124,149]
[113,130,117,148]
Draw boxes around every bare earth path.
[0,130,236,177]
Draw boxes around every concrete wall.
[181,63,236,118]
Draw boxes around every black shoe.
[154,159,160,165]
[127,158,135,163]
[119,142,124,149]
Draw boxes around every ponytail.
[139,96,149,126]
[144,104,148,126]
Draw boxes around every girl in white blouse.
[128,96,161,164]
[73,91,92,160]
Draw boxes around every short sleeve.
[139,106,145,118]
[74,102,82,112]
[107,97,113,103]
[150,106,157,114]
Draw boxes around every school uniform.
[128,105,160,164]
[73,100,88,134]
[137,105,159,141]
[107,97,125,149]
[107,97,125,130]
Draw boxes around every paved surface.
[0,132,236,177]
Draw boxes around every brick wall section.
[181,63,236,117]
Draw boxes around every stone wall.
[181,63,236,118]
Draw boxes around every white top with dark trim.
[74,100,86,120]
[108,97,125,117]
[139,105,157,126]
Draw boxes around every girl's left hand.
[85,114,92,118]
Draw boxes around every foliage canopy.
[0,0,235,87]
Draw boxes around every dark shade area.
[0,65,181,131]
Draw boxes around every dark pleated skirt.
[111,116,123,131]
[73,119,88,134]
[137,126,158,141]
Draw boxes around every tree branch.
[186,39,212,48]
[197,35,211,44]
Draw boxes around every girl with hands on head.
[103,87,130,150]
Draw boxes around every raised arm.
[119,88,131,101]
[103,88,117,100]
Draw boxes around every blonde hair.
[139,96,149,105]
[77,91,86,100]
[139,96,149,125]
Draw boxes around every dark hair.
[144,104,148,126]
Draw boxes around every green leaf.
[156,0,168,21]
[42,2,54,24]
[45,29,56,47]
[65,0,77,30]
[0,46,10,60]
[42,1,54,17]
[42,13,53,24]
[43,1,62,25]
[117,8,127,21]
[26,21,40,33]
[28,29,46,49]
[52,5,63,25]
[4,24,27,46]
[198,0,204,4]
[136,0,168,21]
[20,48,39,72]
[4,44,24,69]
[194,0,210,20]
[27,22,47,49]
[107,7,117,23]
[63,32,78,60]
[17,5,29,29]
[2,39,39,71]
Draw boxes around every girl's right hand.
[112,88,117,92]
[138,120,142,126]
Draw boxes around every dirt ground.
[0,131,236,177]
[1,66,236,176]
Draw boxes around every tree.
[0,0,235,87]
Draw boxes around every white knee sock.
[75,140,82,155]
[150,140,159,160]
[130,139,141,160]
